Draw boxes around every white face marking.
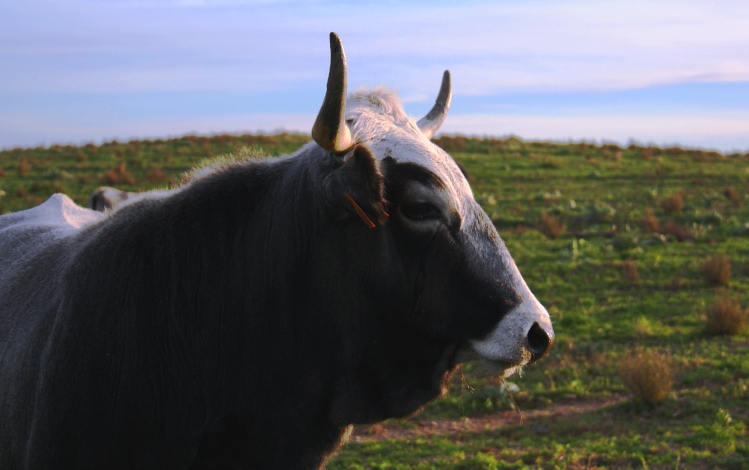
[346,87,553,369]
[469,244,554,365]
[346,88,475,228]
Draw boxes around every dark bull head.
[311,32,553,408]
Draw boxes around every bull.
[0,33,553,469]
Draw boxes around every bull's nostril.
[527,322,551,361]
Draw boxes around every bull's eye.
[400,202,442,222]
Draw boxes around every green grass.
[1,134,747,468]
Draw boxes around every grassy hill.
[1,134,747,468]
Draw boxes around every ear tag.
[344,194,376,229]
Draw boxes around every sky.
[1,0,748,152]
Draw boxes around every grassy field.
[1,134,747,469]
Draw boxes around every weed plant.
[661,192,683,213]
[621,260,640,284]
[706,298,747,335]
[641,209,659,233]
[539,211,566,239]
[701,254,732,287]
[618,348,675,404]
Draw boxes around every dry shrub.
[16,186,26,197]
[662,221,690,242]
[84,143,98,156]
[706,298,747,335]
[18,158,30,176]
[76,151,88,163]
[642,209,660,233]
[50,182,66,193]
[103,162,136,186]
[0,167,6,177]
[539,211,566,239]
[661,193,683,214]
[622,261,640,284]
[701,254,731,287]
[619,348,674,404]
[724,186,742,207]
[148,166,166,184]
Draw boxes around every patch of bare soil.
[351,395,627,443]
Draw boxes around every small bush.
[622,261,640,284]
[642,209,659,233]
[661,193,683,214]
[539,211,566,239]
[619,348,674,404]
[706,298,747,335]
[701,254,731,287]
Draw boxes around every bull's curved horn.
[312,32,355,154]
[417,70,452,139]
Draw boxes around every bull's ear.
[324,144,388,227]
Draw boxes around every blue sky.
[1,0,748,151]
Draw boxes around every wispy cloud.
[1,0,747,149]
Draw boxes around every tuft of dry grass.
[18,158,30,176]
[622,261,640,284]
[662,221,690,242]
[148,165,167,184]
[661,192,684,214]
[103,162,136,186]
[706,298,747,335]
[642,209,660,233]
[701,254,731,287]
[724,186,742,207]
[619,347,674,404]
[539,211,566,239]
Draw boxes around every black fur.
[0,144,521,469]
